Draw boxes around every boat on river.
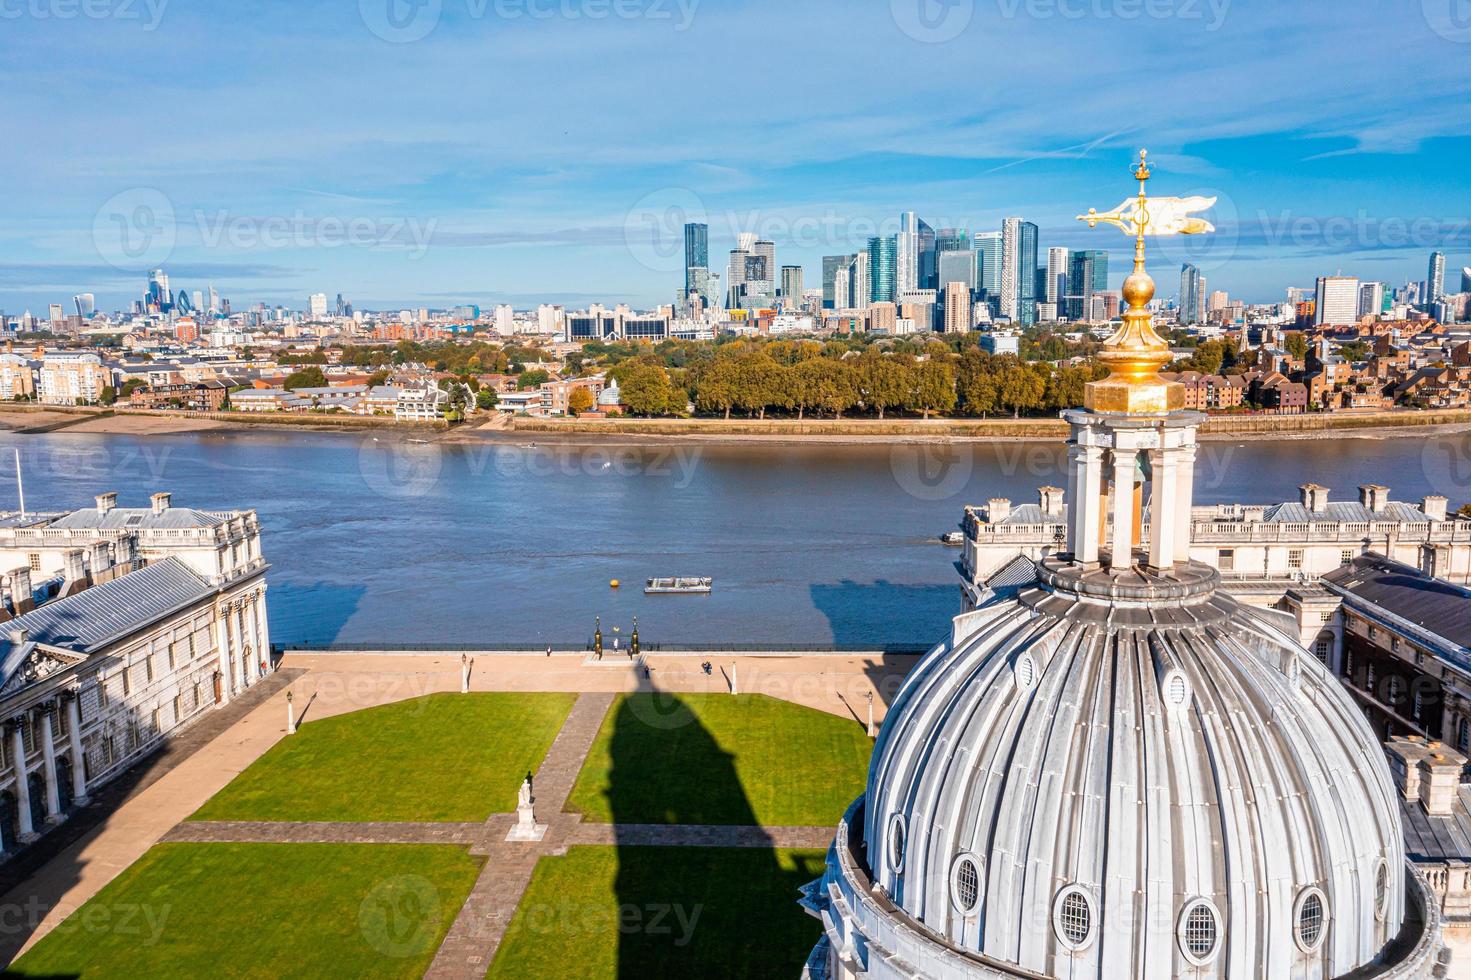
[939,530,964,546]
[645,576,713,594]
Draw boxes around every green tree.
[997,362,1047,418]
[516,369,550,390]
[693,357,740,419]
[619,363,677,416]
[365,370,390,388]
[118,378,148,398]
[475,388,499,411]
[98,385,117,406]
[1044,365,1093,411]
[909,361,957,419]
[283,366,327,390]
[1284,331,1309,361]
[567,387,595,415]
[792,358,857,418]
[957,348,998,417]
[858,353,911,419]
[732,352,782,419]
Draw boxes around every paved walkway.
[2,653,900,971]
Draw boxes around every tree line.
[607,344,1105,420]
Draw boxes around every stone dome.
[841,558,1420,978]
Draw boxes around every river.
[0,428,1465,649]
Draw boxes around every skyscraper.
[308,293,328,318]
[1314,275,1360,325]
[1462,266,1471,294]
[1427,251,1446,305]
[935,228,969,254]
[726,247,749,308]
[1179,263,1203,325]
[752,240,776,285]
[72,294,94,317]
[917,218,936,290]
[848,251,871,311]
[147,268,171,312]
[1000,218,1038,325]
[822,255,854,309]
[1066,250,1108,321]
[1358,281,1385,319]
[780,265,804,308]
[942,281,972,334]
[867,236,897,305]
[897,212,919,295]
[974,232,1003,299]
[936,249,976,293]
[207,285,219,314]
[683,223,709,300]
[1045,247,1069,306]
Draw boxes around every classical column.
[1069,445,1105,566]
[214,609,233,703]
[10,721,34,841]
[1173,443,1197,564]
[65,693,88,806]
[1148,449,1180,571]
[1109,448,1137,569]
[254,588,272,674]
[237,603,257,684]
[38,706,60,822]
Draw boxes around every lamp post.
[286,690,297,734]
[461,653,471,694]
[865,691,876,738]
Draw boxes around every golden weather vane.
[1074,149,1218,415]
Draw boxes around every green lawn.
[565,693,870,826]
[487,845,825,979]
[9,842,482,979]
[192,692,576,822]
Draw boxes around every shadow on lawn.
[607,674,824,978]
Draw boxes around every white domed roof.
[862,558,1406,979]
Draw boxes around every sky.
[1,0,1469,315]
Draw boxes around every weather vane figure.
[1073,149,1217,415]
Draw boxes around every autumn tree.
[910,360,957,419]
[568,387,595,415]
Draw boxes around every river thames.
[0,428,1466,649]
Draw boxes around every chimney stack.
[1038,487,1065,519]
[8,628,27,647]
[60,549,89,597]
[8,568,33,614]
[89,541,114,584]
[95,491,117,516]
[987,498,1011,524]
[1385,736,1468,816]
[114,533,137,572]
[1358,484,1389,513]
[151,492,172,516]
[1422,495,1448,522]
[1298,484,1329,514]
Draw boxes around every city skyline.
[1,2,1469,314]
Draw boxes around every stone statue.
[507,774,545,842]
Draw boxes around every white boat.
[940,530,964,546]
[645,576,713,594]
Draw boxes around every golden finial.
[1075,149,1216,414]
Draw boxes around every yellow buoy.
[610,579,620,588]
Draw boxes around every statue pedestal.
[505,801,546,842]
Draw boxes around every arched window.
[1313,634,1332,664]
[1458,717,1470,752]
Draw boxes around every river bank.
[3,403,1468,445]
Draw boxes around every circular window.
[1053,885,1097,950]
[1015,654,1037,690]
[949,854,982,916]
[1163,670,1190,710]
[887,814,906,874]
[1374,860,1389,921]
[1177,898,1221,966]
[1294,887,1329,953]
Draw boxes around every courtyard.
[7,681,874,978]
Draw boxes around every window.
[1294,888,1328,953]
[1288,548,1304,570]
[1459,717,1470,752]
[1014,655,1037,691]
[1344,652,1354,679]
[1053,886,1096,950]
[1178,899,1220,965]
[1341,550,1354,565]
[1313,636,1331,664]
[1217,549,1235,571]
[1386,676,1405,706]
[1164,671,1190,710]
[1413,688,1423,721]
[887,815,906,874]
[950,854,981,916]
[1367,664,1376,692]
[1374,861,1390,921]
[26,553,39,572]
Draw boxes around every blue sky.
[1,0,1469,314]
